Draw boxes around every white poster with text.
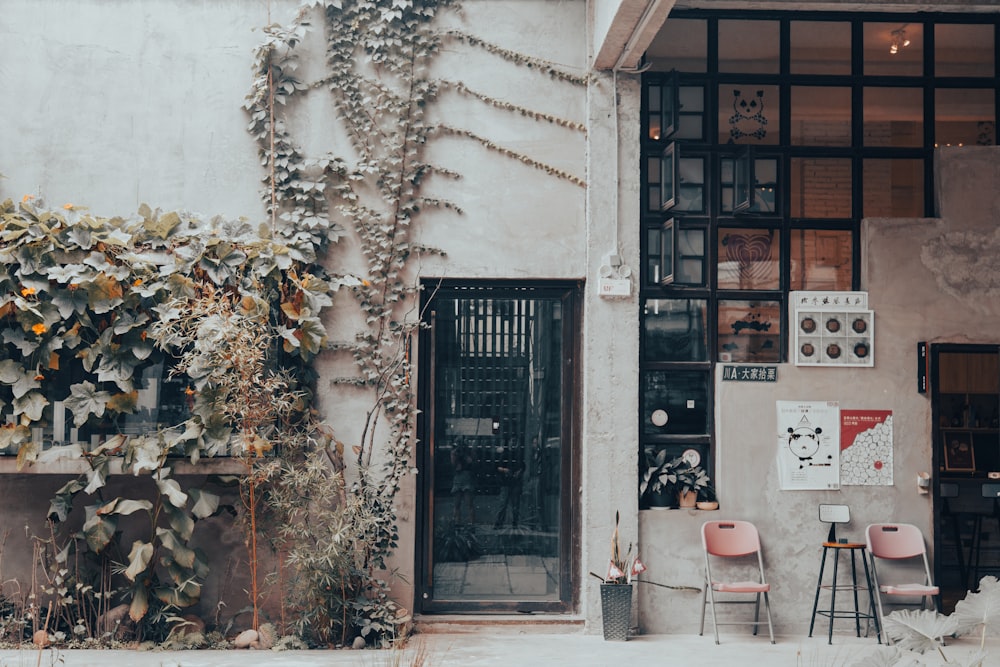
[777,400,841,490]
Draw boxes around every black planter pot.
[646,486,676,509]
[600,583,633,641]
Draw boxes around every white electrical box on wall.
[790,291,874,368]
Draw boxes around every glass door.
[417,283,576,613]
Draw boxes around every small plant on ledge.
[674,463,711,508]
[639,449,713,510]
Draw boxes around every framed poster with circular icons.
[791,292,873,367]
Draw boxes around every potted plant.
[674,462,711,509]
[596,511,646,641]
[696,484,719,511]
[639,449,681,509]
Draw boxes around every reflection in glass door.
[417,284,575,613]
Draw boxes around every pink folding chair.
[865,523,940,641]
[699,520,775,644]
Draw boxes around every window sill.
[0,455,247,475]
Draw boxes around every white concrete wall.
[0,0,266,218]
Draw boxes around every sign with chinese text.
[722,365,778,382]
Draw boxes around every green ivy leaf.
[144,211,181,239]
[48,479,85,523]
[164,502,196,542]
[188,488,220,520]
[87,273,125,314]
[99,498,153,517]
[156,477,188,509]
[297,316,328,359]
[62,225,94,249]
[14,391,48,421]
[45,263,93,284]
[156,527,197,569]
[83,464,106,495]
[82,509,117,553]
[2,327,38,356]
[64,381,111,426]
[154,580,200,609]
[0,423,29,450]
[129,581,149,622]
[125,434,164,474]
[124,540,154,582]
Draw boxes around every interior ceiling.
[645,17,995,69]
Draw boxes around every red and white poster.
[840,410,893,486]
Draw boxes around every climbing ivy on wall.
[243,0,585,641]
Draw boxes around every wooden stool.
[808,541,882,644]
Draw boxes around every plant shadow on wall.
[0,0,586,652]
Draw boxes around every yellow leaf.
[281,300,301,320]
[107,391,139,413]
[48,352,60,370]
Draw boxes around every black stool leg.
[861,548,882,644]
[828,547,840,645]
[809,546,829,638]
[849,549,862,638]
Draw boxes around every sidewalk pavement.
[1,631,998,667]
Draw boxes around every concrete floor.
[1,631,998,667]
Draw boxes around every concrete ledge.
[414,615,586,635]
[0,456,246,475]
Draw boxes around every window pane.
[677,156,705,213]
[660,144,675,210]
[642,370,709,435]
[646,156,661,212]
[791,21,851,75]
[717,300,781,363]
[863,158,924,217]
[648,18,707,72]
[864,22,923,76]
[25,362,191,451]
[677,228,706,286]
[720,157,739,213]
[752,158,779,214]
[643,299,709,362]
[936,89,996,147]
[936,24,994,78]
[864,87,923,147]
[791,158,852,218]
[719,85,780,145]
[676,86,705,140]
[790,230,853,291]
[647,84,662,141]
[647,228,662,285]
[719,20,779,73]
[718,228,780,290]
[792,86,852,147]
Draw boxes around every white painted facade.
[2,0,1000,640]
